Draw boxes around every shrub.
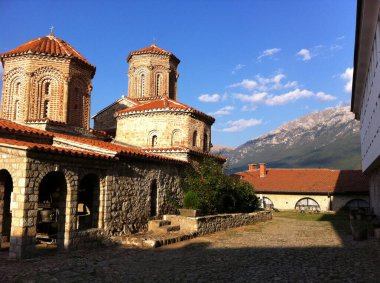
[180,158,258,214]
[183,190,201,209]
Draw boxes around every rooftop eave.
[351,0,380,119]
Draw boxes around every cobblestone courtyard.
[1,212,380,282]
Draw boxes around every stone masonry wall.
[2,144,184,258]
[116,112,211,152]
[164,211,272,236]
[105,159,183,236]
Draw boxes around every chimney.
[259,163,267,177]
[248,164,257,171]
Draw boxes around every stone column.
[9,171,35,259]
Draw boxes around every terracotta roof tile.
[0,34,95,71]
[144,146,226,162]
[116,97,215,124]
[234,168,369,194]
[0,119,187,164]
[127,44,180,62]
[0,138,113,160]
[0,119,53,138]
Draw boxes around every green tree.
[181,158,258,214]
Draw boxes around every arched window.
[203,133,208,151]
[14,100,20,120]
[156,73,162,96]
[171,130,181,146]
[139,73,145,97]
[192,131,198,147]
[262,197,274,209]
[45,82,50,96]
[43,100,49,118]
[151,135,157,147]
[16,82,21,96]
[295,197,320,212]
[344,199,369,210]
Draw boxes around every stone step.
[158,224,180,233]
[121,231,198,248]
[148,220,171,232]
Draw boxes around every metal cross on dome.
[49,25,55,35]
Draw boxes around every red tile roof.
[0,34,95,72]
[0,119,53,138]
[0,138,113,160]
[116,97,215,124]
[127,44,180,62]
[144,146,226,162]
[0,119,187,164]
[234,168,369,194]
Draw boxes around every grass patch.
[274,210,351,233]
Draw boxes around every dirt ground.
[1,212,379,282]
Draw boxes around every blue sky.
[0,0,356,147]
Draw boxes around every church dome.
[0,33,95,70]
[127,43,180,63]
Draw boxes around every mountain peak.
[221,106,361,173]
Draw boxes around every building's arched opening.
[0,170,13,248]
[77,174,100,230]
[295,197,320,212]
[37,172,67,246]
[344,199,369,211]
[262,197,274,209]
[151,135,158,147]
[150,180,158,217]
[171,130,181,146]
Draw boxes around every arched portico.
[0,169,13,248]
[36,171,67,248]
[77,174,100,230]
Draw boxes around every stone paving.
[0,213,380,282]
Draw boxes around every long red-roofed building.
[234,163,369,211]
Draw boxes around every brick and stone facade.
[0,34,223,260]
[0,34,95,131]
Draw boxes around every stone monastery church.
[0,32,222,259]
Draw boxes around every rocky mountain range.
[212,106,362,173]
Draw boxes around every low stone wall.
[164,211,272,236]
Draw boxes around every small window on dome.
[151,135,158,147]
[192,131,198,147]
[16,82,21,97]
[139,74,146,97]
[43,100,49,118]
[14,100,20,120]
[45,82,50,96]
[156,74,162,96]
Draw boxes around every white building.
[352,0,380,216]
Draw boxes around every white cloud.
[234,89,336,106]
[265,89,314,105]
[229,73,298,92]
[232,64,245,75]
[296,49,312,61]
[229,79,257,91]
[222,118,262,132]
[340,67,353,93]
[336,100,350,107]
[210,106,234,117]
[315,92,337,101]
[233,92,268,103]
[257,48,281,61]
[241,105,258,111]
[198,93,221,103]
